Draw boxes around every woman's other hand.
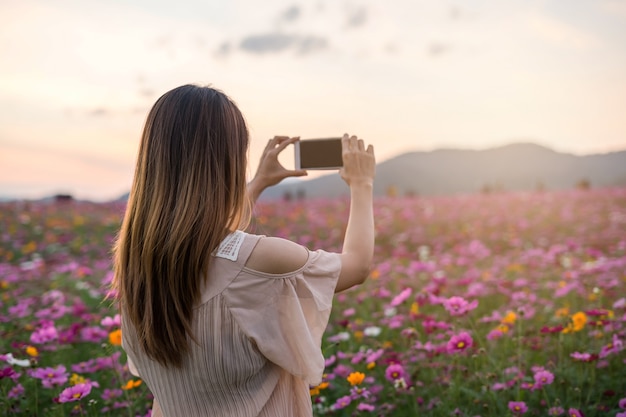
[248,136,307,203]
[336,134,376,292]
[339,134,376,188]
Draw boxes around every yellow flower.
[410,302,419,316]
[70,373,86,386]
[25,346,38,357]
[109,329,122,346]
[367,362,376,370]
[370,269,380,280]
[354,330,364,341]
[501,311,517,325]
[347,371,366,386]
[122,379,142,390]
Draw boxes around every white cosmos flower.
[363,326,382,337]
[4,353,31,367]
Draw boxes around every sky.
[1,0,625,201]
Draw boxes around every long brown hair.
[113,85,250,367]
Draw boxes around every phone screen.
[296,138,343,170]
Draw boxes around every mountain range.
[258,142,626,200]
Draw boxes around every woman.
[113,84,375,417]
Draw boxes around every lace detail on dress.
[214,230,245,261]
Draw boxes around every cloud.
[280,5,301,22]
[346,6,367,28]
[89,108,109,117]
[428,42,452,57]
[239,32,328,55]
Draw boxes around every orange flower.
[122,379,142,390]
[501,311,517,325]
[571,312,587,331]
[309,381,329,396]
[562,311,588,334]
[109,329,122,346]
[25,346,39,357]
[347,371,366,386]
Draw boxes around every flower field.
[1,188,625,416]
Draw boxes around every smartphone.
[294,138,343,170]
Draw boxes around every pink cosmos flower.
[80,326,108,343]
[8,383,24,399]
[508,401,528,415]
[446,331,473,354]
[619,397,626,409]
[568,408,584,417]
[443,296,478,316]
[332,395,352,410]
[30,365,68,388]
[599,334,623,358]
[487,329,504,340]
[390,288,412,307]
[357,403,375,412]
[57,383,92,403]
[384,363,406,383]
[548,406,564,415]
[100,314,121,329]
[570,352,598,362]
[30,323,58,344]
[533,370,554,388]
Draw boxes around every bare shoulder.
[245,236,309,274]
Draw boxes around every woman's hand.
[248,136,307,204]
[339,134,376,188]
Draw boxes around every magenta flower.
[332,395,352,410]
[57,383,92,403]
[570,352,597,362]
[384,363,407,383]
[30,323,58,344]
[567,408,584,417]
[390,288,412,307]
[443,296,478,316]
[619,398,626,409]
[487,328,504,340]
[357,403,375,412]
[533,369,554,388]
[508,401,528,415]
[80,326,108,343]
[446,331,473,353]
[8,383,24,399]
[599,334,623,358]
[30,365,68,388]
[548,406,564,415]
[100,314,121,329]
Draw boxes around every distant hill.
[259,143,626,199]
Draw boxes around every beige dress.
[121,231,341,417]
